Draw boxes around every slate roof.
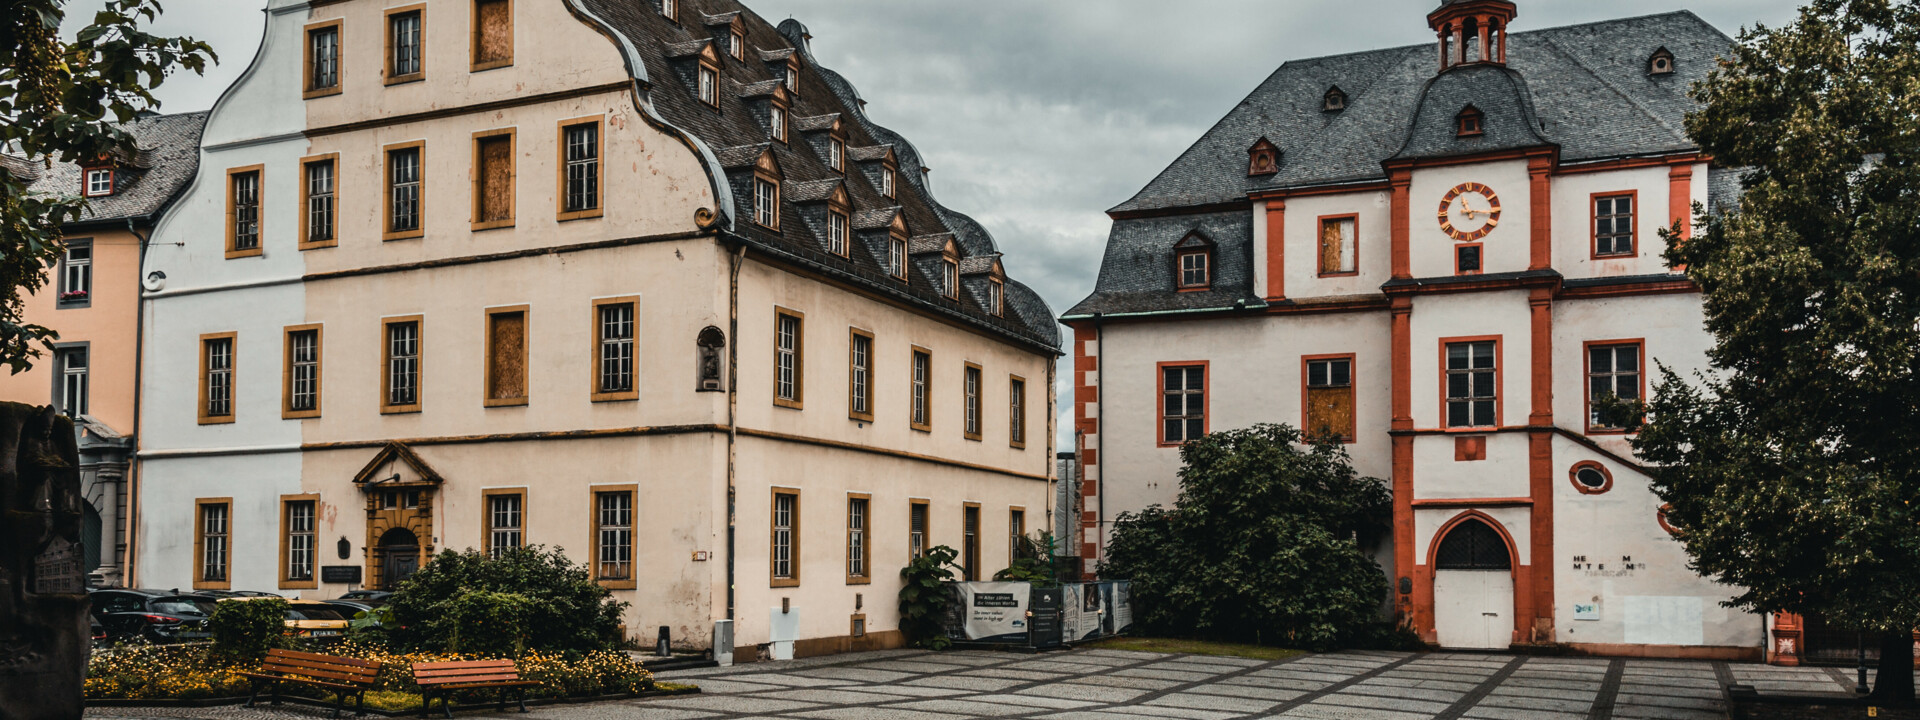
[569,0,1061,353]
[1110,11,1730,214]
[1068,11,1734,319]
[13,111,207,229]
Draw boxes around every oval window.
[1575,467,1607,489]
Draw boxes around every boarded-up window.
[1306,357,1354,441]
[472,0,512,69]
[1319,216,1357,275]
[486,309,527,404]
[475,133,514,227]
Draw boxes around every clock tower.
[1429,0,1517,71]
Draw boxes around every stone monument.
[0,404,88,720]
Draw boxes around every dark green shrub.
[1099,423,1392,651]
[385,546,627,653]
[898,545,959,650]
[207,598,288,659]
[993,532,1059,584]
[443,590,535,656]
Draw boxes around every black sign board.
[321,566,363,584]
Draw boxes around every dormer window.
[1178,251,1209,289]
[698,63,718,107]
[730,29,745,60]
[1172,230,1216,290]
[829,137,845,172]
[770,104,787,143]
[750,148,782,230]
[754,177,778,229]
[1247,138,1279,177]
[827,209,849,257]
[83,168,114,198]
[783,61,799,94]
[1323,86,1348,112]
[1648,47,1675,75]
[888,232,908,280]
[942,256,959,300]
[988,278,1004,317]
[660,0,676,21]
[1456,106,1484,137]
[880,165,895,198]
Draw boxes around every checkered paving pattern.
[87,647,1877,720]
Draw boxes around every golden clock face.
[1437,182,1502,241]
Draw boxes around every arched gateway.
[1432,516,1515,649]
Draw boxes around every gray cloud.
[124,0,1807,448]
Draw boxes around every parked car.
[218,597,352,640]
[335,590,391,607]
[322,599,377,620]
[87,588,219,644]
[194,589,283,599]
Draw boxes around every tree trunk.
[1868,630,1916,707]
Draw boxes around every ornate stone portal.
[0,404,88,720]
[353,442,442,590]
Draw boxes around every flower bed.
[85,640,657,708]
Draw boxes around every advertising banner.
[1111,581,1134,635]
[955,581,1030,643]
[1069,582,1105,642]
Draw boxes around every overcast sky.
[124,0,1805,447]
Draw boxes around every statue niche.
[697,326,726,392]
[0,403,87,720]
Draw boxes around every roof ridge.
[1273,10,1710,70]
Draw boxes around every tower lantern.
[1428,0,1517,72]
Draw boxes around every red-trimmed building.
[1064,1,1793,659]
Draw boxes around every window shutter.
[478,136,514,223]
[474,0,513,66]
[488,311,526,400]
[1307,386,1353,440]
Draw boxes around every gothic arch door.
[379,527,421,589]
[1432,516,1514,649]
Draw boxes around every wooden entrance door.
[379,527,420,589]
[1431,517,1514,649]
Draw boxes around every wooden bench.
[411,659,541,717]
[239,648,381,717]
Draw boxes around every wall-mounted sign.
[1573,603,1600,621]
[320,566,362,584]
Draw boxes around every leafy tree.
[1099,423,1392,650]
[897,545,959,650]
[1,0,213,372]
[384,546,628,654]
[1620,0,1920,705]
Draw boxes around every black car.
[335,590,391,607]
[88,588,220,644]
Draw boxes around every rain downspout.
[1094,312,1104,576]
[125,218,150,586]
[726,240,744,623]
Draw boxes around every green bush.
[898,545,959,650]
[993,532,1060,584]
[443,590,536,656]
[385,546,627,653]
[207,598,288,659]
[1099,423,1393,651]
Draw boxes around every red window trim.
[1590,190,1640,260]
[1581,338,1645,435]
[1174,249,1211,291]
[1314,213,1360,277]
[1453,242,1484,276]
[1568,460,1614,495]
[1300,352,1357,444]
[81,166,115,198]
[1438,335,1503,430]
[1156,360,1209,447]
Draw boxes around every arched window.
[1435,517,1510,570]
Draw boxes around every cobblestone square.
[88,647,1886,720]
